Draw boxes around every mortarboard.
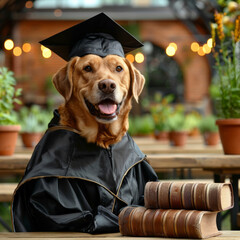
[39,12,143,61]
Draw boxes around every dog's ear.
[125,59,145,102]
[52,57,79,102]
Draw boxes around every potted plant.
[150,94,174,140]
[0,67,22,155]
[168,105,191,146]
[128,115,154,137]
[185,111,201,137]
[18,105,52,148]
[199,115,220,146]
[211,2,240,154]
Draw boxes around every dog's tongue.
[98,102,117,115]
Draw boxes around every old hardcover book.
[118,206,221,239]
[144,181,233,211]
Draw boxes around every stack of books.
[119,181,233,239]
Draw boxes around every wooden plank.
[1,154,240,174]
[0,183,17,202]
[134,136,204,145]
[140,144,222,154]
[0,154,30,174]
[147,154,240,171]
[0,231,238,239]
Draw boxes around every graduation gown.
[12,111,158,233]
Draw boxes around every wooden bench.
[0,231,238,239]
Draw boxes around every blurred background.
[0,0,240,232]
[0,0,222,112]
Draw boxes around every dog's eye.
[116,66,123,72]
[84,66,92,72]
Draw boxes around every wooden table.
[1,153,240,229]
[1,153,238,175]
[0,231,238,239]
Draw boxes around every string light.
[25,0,33,9]
[126,54,134,63]
[207,38,213,48]
[135,52,144,63]
[22,43,31,52]
[42,48,52,58]
[169,42,177,51]
[191,42,200,52]
[197,47,205,56]
[54,9,62,17]
[166,45,176,57]
[13,47,22,56]
[4,39,14,50]
[203,43,211,54]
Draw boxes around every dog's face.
[53,54,145,124]
[75,54,131,123]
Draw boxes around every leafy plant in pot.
[185,111,202,137]
[168,106,191,146]
[18,105,52,148]
[199,115,220,146]
[128,115,154,137]
[150,94,174,140]
[211,3,240,154]
[0,67,22,155]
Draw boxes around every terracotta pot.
[0,125,21,155]
[154,131,169,141]
[216,119,240,154]
[203,132,220,146]
[188,128,200,137]
[170,131,188,146]
[21,132,43,148]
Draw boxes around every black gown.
[11,110,158,233]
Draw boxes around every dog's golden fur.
[53,54,145,148]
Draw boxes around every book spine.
[144,181,233,211]
[118,206,219,238]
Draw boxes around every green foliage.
[168,105,192,132]
[214,40,240,118]
[199,115,219,133]
[128,115,154,136]
[211,2,240,118]
[150,94,174,132]
[18,105,52,133]
[185,112,202,131]
[0,67,22,125]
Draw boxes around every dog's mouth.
[85,98,121,121]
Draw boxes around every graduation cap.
[39,12,143,61]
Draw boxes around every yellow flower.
[214,11,225,41]
[234,16,240,42]
[211,23,216,49]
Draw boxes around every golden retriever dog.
[53,54,145,148]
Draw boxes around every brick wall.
[6,19,211,106]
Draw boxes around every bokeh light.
[135,53,144,63]
[126,54,135,63]
[25,1,33,9]
[197,47,205,56]
[22,43,31,52]
[169,42,178,51]
[42,48,52,58]
[54,9,63,17]
[166,45,176,57]
[203,43,211,54]
[4,39,14,50]
[191,42,200,52]
[207,38,213,48]
[13,47,22,56]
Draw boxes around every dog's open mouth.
[85,99,121,121]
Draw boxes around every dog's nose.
[98,79,116,94]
